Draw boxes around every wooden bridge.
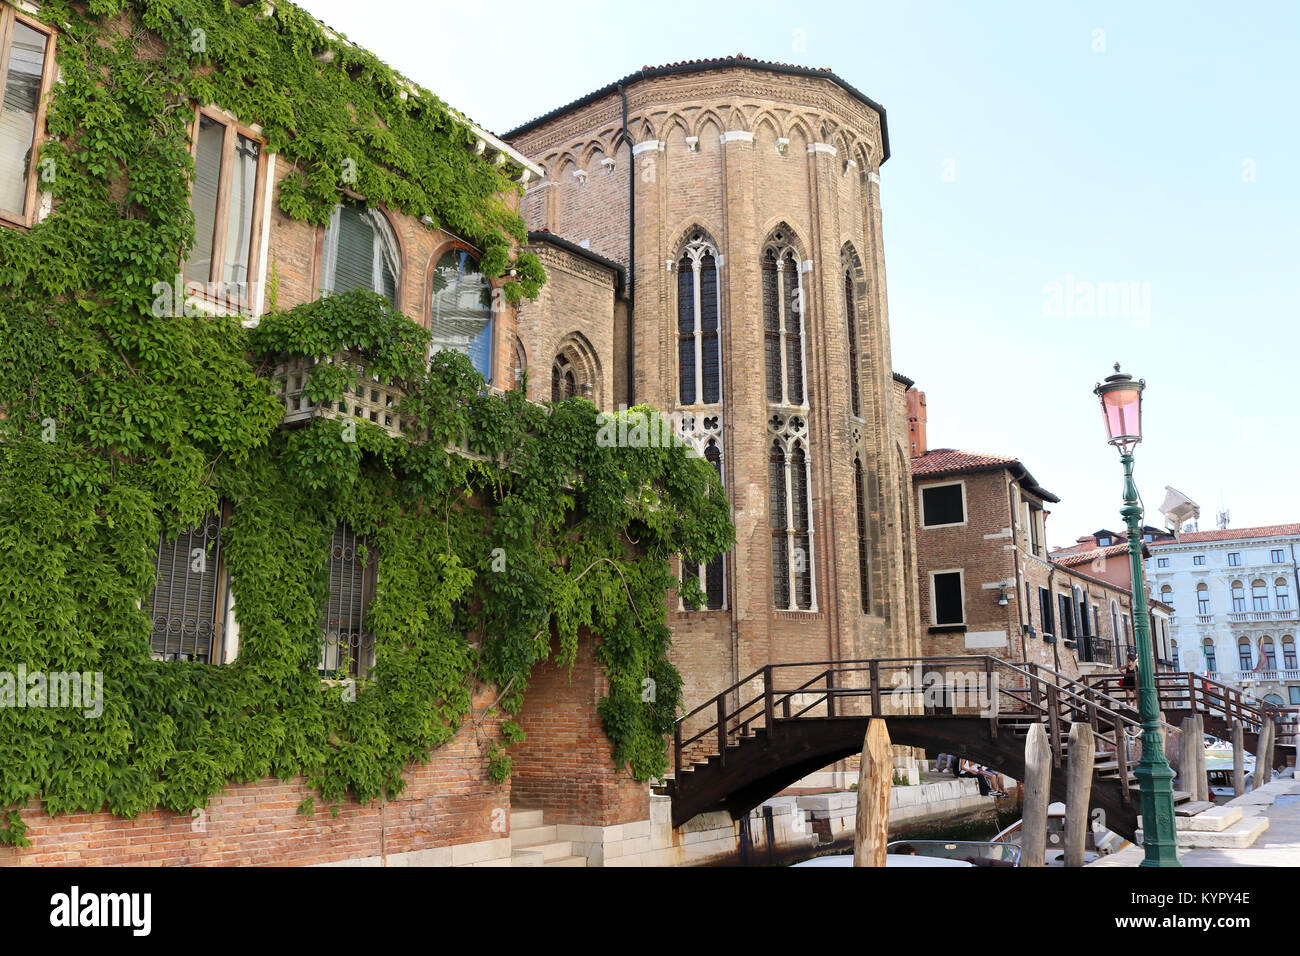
[661,656,1297,838]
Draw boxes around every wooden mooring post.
[853,719,892,867]
[1232,719,1245,796]
[1022,722,1051,868]
[1064,722,1095,868]
[1192,714,1208,802]
[1178,715,1208,803]
[1252,718,1275,790]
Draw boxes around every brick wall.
[510,633,650,827]
[0,690,509,866]
[507,65,919,742]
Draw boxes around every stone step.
[1140,805,1242,832]
[510,849,545,867]
[1137,815,1268,849]
[546,855,588,867]
[510,809,544,830]
[1174,800,1217,818]
[512,824,557,848]
[530,839,577,862]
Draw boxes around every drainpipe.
[618,82,635,407]
[1007,476,1027,661]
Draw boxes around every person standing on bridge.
[1120,653,1138,708]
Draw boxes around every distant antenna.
[1216,508,1230,531]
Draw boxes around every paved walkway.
[1089,775,1300,866]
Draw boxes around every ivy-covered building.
[0,1,917,866]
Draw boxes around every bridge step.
[1129,787,1193,804]
[1174,800,1218,818]
[1136,815,1268,849]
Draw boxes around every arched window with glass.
[1160,584,1172,606]
[1284,636,1297,671]
[682,438,726,611]
[841,249,864,419]
[1261,636,1278,671]
[1276,578,1292,612]
[430,248,494,382]
[551,354,576,402]
[762,229,806,408]
[1238,637,1253,671]
[321,203,400,304]
[1202,639,1217,674]
[1197,583,1211,615]
[1252,579,1270,612]
[676,231,721,407]
[854,456,870,614]
[1231,581,1246,613]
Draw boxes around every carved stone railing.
[272,352,411,439]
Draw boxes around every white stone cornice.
[808,142,837,156]
[632,140,660,156]
[775,137,790,155]
[685,136,699,152]
[868,171,881,185]
[720,130,754,145]
[800,259,813,274]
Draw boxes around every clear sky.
[299,0,1299,548]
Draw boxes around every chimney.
[906,387,927,457]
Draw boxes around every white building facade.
[1147,524,1300,707]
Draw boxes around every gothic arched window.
[676,232,721,406]
[762,233,805,406]
[551,354,576,402]
[854,457,870,614]
[768,414,816,612]
[682,439,726,610]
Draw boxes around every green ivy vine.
[0,0,732,846]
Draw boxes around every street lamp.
[1094,363,1180,867]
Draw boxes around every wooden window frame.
[919,479,967,529]
[0,8,56,229]
[930,568,965,628]
[185,105,268,310]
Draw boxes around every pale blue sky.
[301,0,1299,545]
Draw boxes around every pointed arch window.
[430,248,493,382]
[854,457,870,614]
[844,268,862,418]
[769,416,815,611]
[321,202,400,304]
[551,354,576,402]
[676,233,721,406]
[682,439,726,610]
[762,235,806,407]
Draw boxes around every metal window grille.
[769,442,790,609]
[320,524,376,679]
[146,511,224,664]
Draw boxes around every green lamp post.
[1094,363,1180,867]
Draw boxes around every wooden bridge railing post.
[869,660,881,716]
[1232,719,1245,796]
[1116,721,1131,804]
[763,665,775,735]
[716,697,727,767]
[1028,663,1042,714]
[1046,684,1062,768]
[985,657,997,739]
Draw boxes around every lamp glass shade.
[1098,384,1142,451]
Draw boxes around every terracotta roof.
[911,448,1060,505]
[1051,543,1133,567]
[1149,523,1300,546]
[911,448,1017,476]
[502,55,890,161]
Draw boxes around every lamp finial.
[1114,362,1121,373]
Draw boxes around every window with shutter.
[321,202,401,306]
[145,510,227,664]
[181,108,268,305]
[0,10,53,227]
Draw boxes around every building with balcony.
[1147,524,1300,706]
